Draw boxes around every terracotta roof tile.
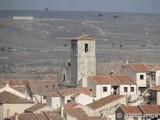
[139,105,160,114]
[121,106,142,114]
[47,74,58,83]
[0,91,33,104]
[7,80,29,86]
[71,34,95,41]
[64,108,108,120]
[149,85,160,91]
[112,74,135,85]
[89,75,118,85]
[5,112,63,120]
[87,95,125,109]
[29,79,56,95]
[11,86,28,94]
[129,63,149,72]
[58,87,91,97]
[5,113,48,120]
[51,91,60,97]
[63,101,80,108]
[25,103,46,113]
[96,63,124,75]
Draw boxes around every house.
[0,91,34,119]
[29,79,57,104]
[0,80,31,100]
[46,87,93,109]
[115,105,160,120]
[121,63,149,94]
[87,94,126,118]
[148,85,160,105]
[46,91,61,109]
[148,64,160,86]
[115,106,142,120]
[88,74,136,100]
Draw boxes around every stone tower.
[71,34,96,87]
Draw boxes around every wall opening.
[85,44,88,53]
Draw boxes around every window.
[103,87,107,92]
[140,75,144,80]
[124,87,128,92]
[131,87,134,92]
[63,74,65,81]
[85,44,88,53]
[67,100,71,103]
[43,95,46,99]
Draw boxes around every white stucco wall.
[51,97,61,109]
[119,85,136,95]
[96,85,112,99]
[2,103,34,118]
[136,73,147,88]
[32,94,46,104]
[74,93,93,105]
[156,70,160,85]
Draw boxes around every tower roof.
[71,34,95,41]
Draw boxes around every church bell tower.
[70,34,96,87]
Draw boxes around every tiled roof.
[51,91,60,97]
[58,87,91,97]
[7,80,29,86]
[129,63,149,72]
[71,34,95,41]
[0,91,33,104]
[47,74,58,83]
[139,105,160,114]
[29,79,56,95]
[5,112,63,120]
[150,64,160,71]
[89,74,134,85]
[89,75,118,85]
[63,101,80,108]
[43,111,63,120]
[24,103,46,113]
[87,95,124,109]
[149,85,160,91]
[64,108,108,120]
[96,63,124,75]
[112,74,135,85]
[121,106,142,114]
[11,86,28,94]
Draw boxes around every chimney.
[60,105,64,118]
[90,89,93,96]
[110,70,113,75]
[5,81,9,87]
[14,113,18,120]
[126,58,129,65]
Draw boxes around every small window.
[103,87,107,92]
[124,87,128,92]
[85,44,88,53]
[43,95,46,99]
[140,75,144,80]
[63,74,65,81]
[67,100,71,103]
[131,87,134,92]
